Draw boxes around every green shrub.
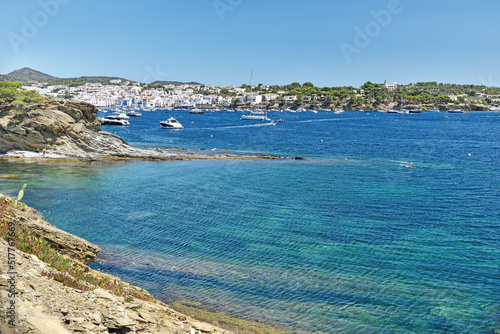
[0,83,44,113]
[0,82,21,104]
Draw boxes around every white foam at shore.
[4,150,74,159]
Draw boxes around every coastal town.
[17,76,500,112]
[26,80,265,110]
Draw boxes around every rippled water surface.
[1,110,499,333]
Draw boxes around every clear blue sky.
[1,0,499,87]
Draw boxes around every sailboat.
[310,97,318,113]
[397,92,408,114]
[241,69,271,121]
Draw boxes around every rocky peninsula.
[0,96,281,161]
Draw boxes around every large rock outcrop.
[0,97,178,160]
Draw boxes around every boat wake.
[203,123,275,130]
[393,160,414,166]
[293,118,344,124]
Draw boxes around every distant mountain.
[152,80,203,86]
[1,68,202,86]
[6,67,58,81]
[3,68,131,84]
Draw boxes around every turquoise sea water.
[1,110,499,333]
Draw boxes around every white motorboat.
[102,118,130,126]
[241,113,271,121]
[126,111,142,117]
[160,117,183,129]
[106,112,130,120]
[101,113,130,126]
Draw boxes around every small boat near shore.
[241,113,271,121]
[160,117,183,129]
[448,109,465,114]
[126,111,142,117]
[189,108,204,114]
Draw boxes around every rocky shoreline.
[0,150,283,162]
[0,194,234,334]
[0,96,283,162]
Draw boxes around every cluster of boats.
[100,111,184,129]
[99,107,470,130]
[365,109,468,114]
[101,107,172,113]
[100,110,143,126]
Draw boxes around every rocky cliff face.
[0,97,96,152]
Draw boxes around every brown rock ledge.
[0,197,233,334]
